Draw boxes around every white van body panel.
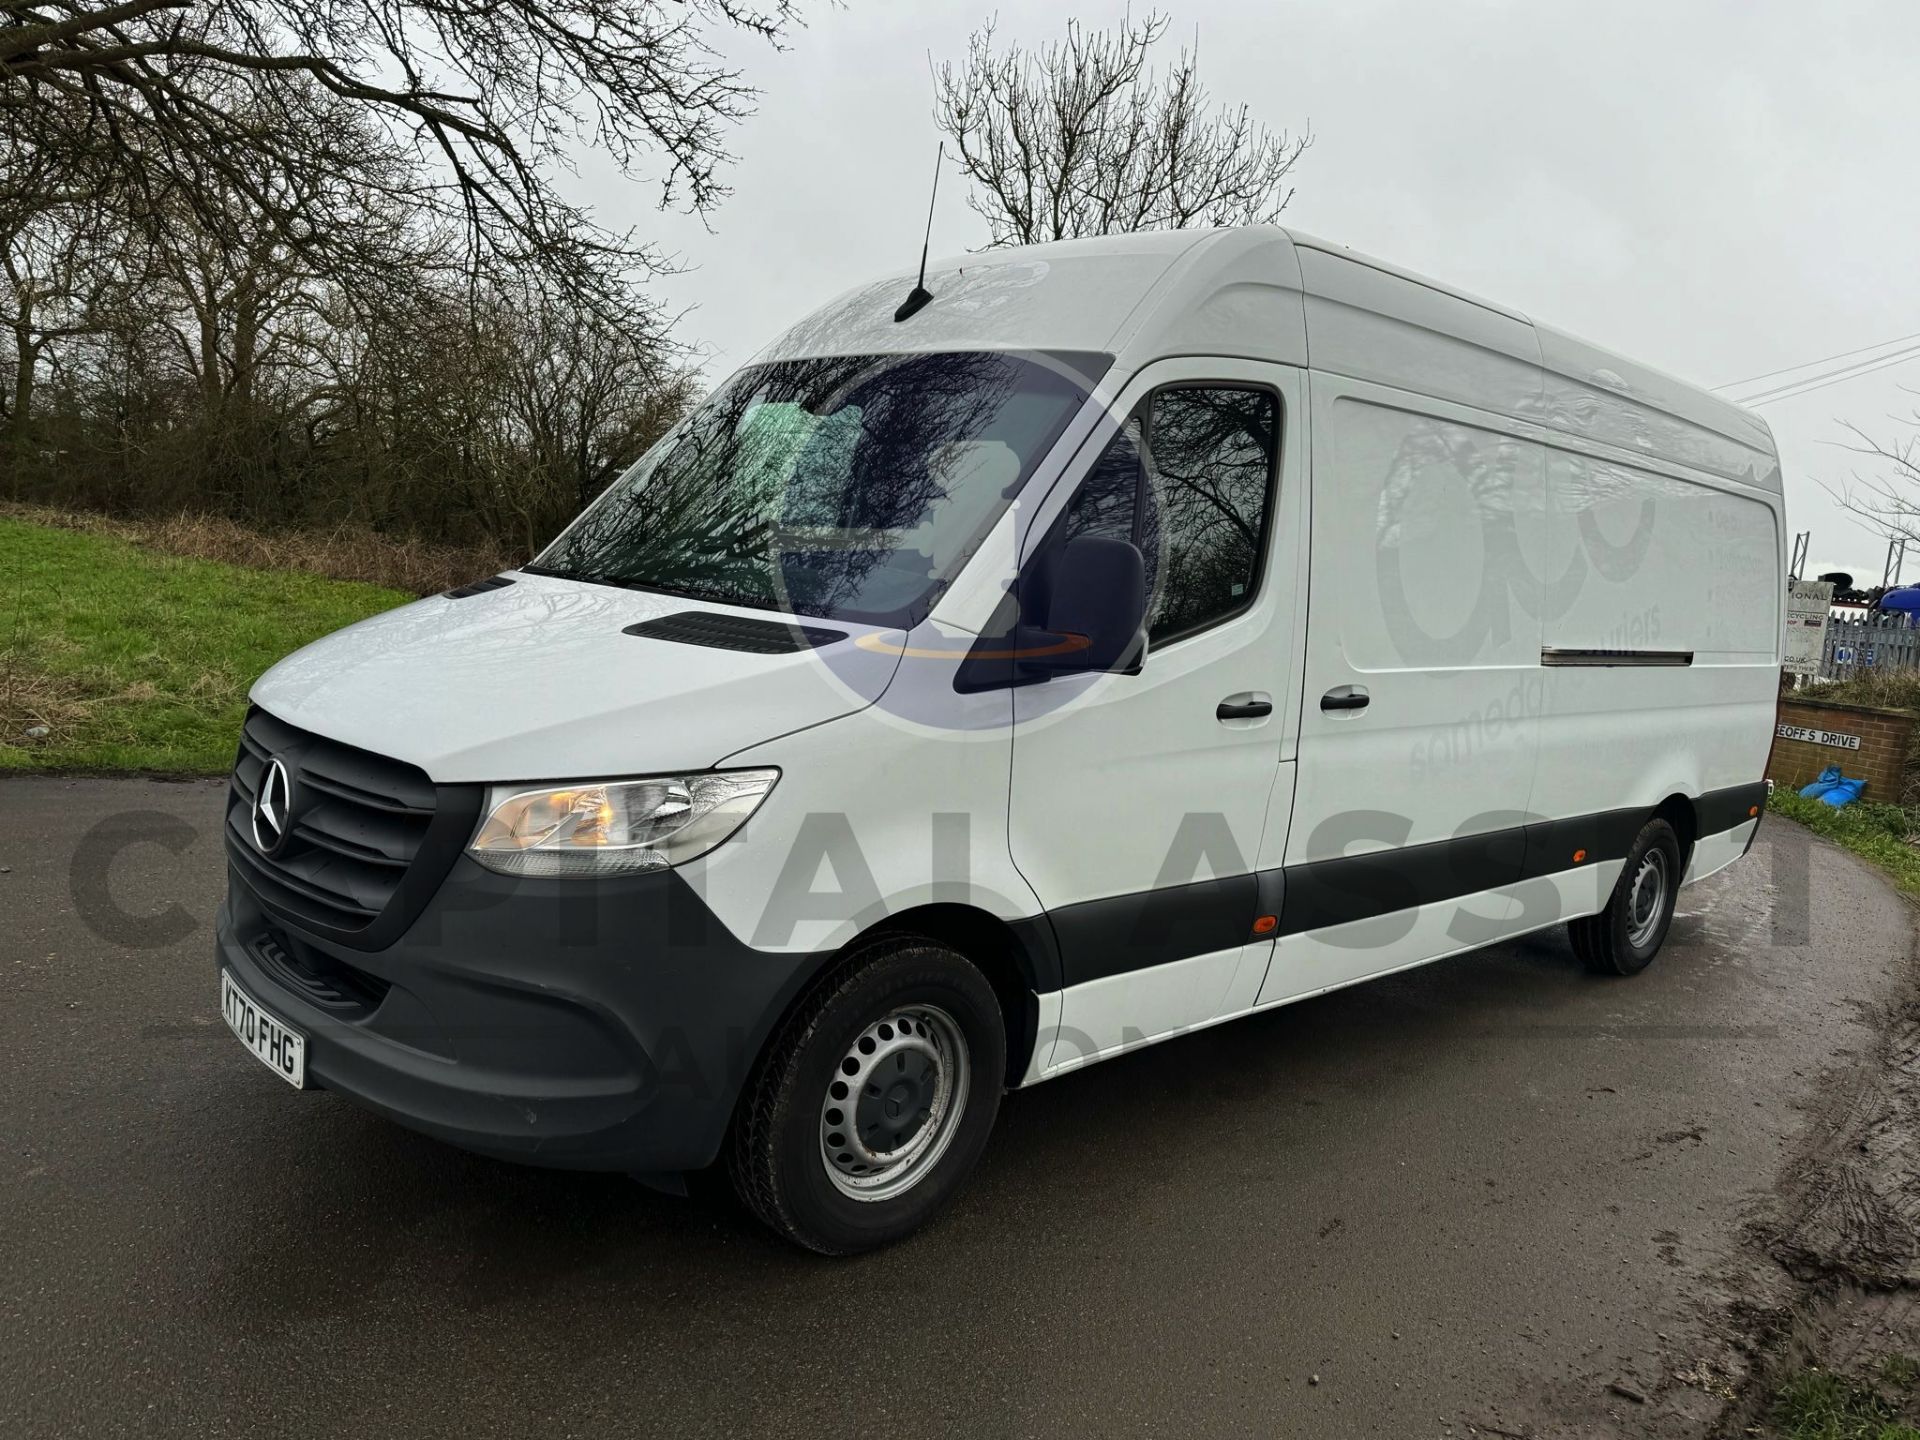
[1265,864,1628,1005]
[251,571,902,781]
[696,694,1044,955]
[1525,360,1782,855]
[756,227,1309,372]
[755,231,1207,364]
[1033,942,1270,1080]
[1290,240,1545,417]
[1283,374,1549,864]
[1532,321,1778,486]
[1685,820,1759,886]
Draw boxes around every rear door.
[1008,359,1307,1073]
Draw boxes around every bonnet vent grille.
[443,575,516,599]
[622,612,847,654]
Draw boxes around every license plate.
[220,970,307,1089]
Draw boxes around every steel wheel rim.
[1626,848,1668,949]
[819,1004,970,1203]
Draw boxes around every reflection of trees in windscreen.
[546,352,1022,618]
[1062,418,1147,545]
[774,352,1014,618]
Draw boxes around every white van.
[216,226,1782,1253]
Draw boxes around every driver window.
[1054,386,1279,646]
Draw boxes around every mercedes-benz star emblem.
[252,757,293,855]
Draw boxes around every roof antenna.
[894,142,942,323]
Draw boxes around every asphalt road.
[1,777,1913,1438]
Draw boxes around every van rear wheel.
[728,936,1005,1255]
[1568,818,1682,976]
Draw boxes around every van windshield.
[529,349,1110,627]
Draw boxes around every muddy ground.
[1705,956,1920,1437]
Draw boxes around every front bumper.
[216,858,829,1173]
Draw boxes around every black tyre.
[1568,818,1682,976]
[728,936,1005,1255]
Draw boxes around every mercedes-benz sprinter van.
[216,226,1783,1253]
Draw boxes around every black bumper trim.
[1033,784,1770,985]
[219,858,832,1173]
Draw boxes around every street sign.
[1784,579,1834,676]
[1775,722,1862,750]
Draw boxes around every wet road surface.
[1,778,1911,1437]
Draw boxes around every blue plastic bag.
[1819,776,1867,808]
[1799,765,1843,800]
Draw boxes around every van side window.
[1056,386,1279,646]
[1148,387,1278,641]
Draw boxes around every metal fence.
[1821,612,1920,681]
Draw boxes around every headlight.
[468,770,779,877]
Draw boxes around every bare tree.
[0,147,135,451]
[934,12,1311,247]
[1,0,804,288]
[7,177,693,550]
[1831,404,1920,556]
[0,22,705,544]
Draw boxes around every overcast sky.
[572,0,1920,583]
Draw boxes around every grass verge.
[1767,789,1920,899]
[0,500,515,597]
[1,516,410,773]
[1802,670,1920,713]
[1769,1362,1920,1439]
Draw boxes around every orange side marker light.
[1748,805,1759,817]
[1252,914,1278,936]
[1572,848,1587,863]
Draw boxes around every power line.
[1733,340,1920,407]
[1741,343,1920,405]
[1715,328,1920,393]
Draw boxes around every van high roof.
[762,224,1778,493]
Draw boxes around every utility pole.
[1885,537,1908,590]
[1789,530,1810,579]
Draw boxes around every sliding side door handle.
[1320,685,1370,713]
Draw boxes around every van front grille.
[226,707,477,945]
[250,930,393,1017]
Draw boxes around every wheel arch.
[748,903,1052,1091]
[857,903,1051,1088]
[1651,792,1698,870]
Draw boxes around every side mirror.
[1033,535,1148,677]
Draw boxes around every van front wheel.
[1568,818,1682,976]
[729,937,1005,1254]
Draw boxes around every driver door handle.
[1216,696,1273,722]
[1320,685,1371,712]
